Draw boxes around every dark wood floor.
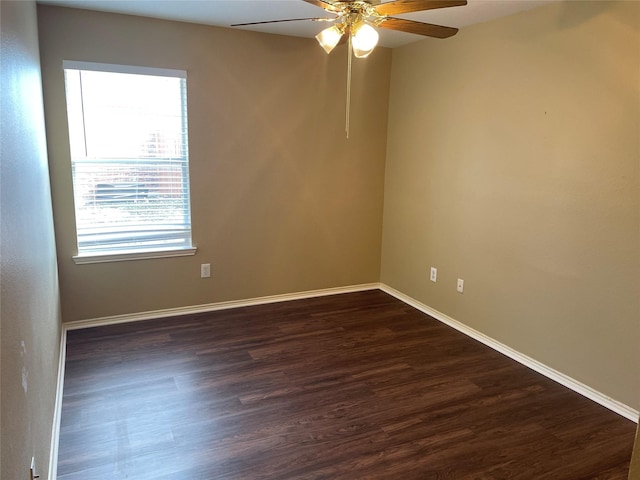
[57,290,636,479]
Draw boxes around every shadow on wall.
[556,1,615,29]
[502,1,621,40]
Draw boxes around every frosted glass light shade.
[352,23,379,58]
[316,25,343,54]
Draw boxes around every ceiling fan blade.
[376,0,466,16]
[231,17,329,27]
[379,17,458,38]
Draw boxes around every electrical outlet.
[430,267,437,282]
[457,278,464,293]
[200,263,211,278]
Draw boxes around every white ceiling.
[36,0,555,48]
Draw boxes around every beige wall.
[381,0,640,410]
[37,6,391,322]
[0,1,62,478]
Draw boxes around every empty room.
[1,0,639,479]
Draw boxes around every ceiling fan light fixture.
[315,24,343,54]
[351,22,379,58]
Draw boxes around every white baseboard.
[48,328,67,480]
[58,278,637,467]
[50,282,637,477]
[380,284,639,423]
[64,283,382,330]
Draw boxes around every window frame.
[62,61,196,264]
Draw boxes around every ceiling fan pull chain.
[346,33,352,138]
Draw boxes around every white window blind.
[63,61,193,259]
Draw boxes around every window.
[63,61,195,263]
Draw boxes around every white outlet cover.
[457,278,464,293]
[200,264,211,278]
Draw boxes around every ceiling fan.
[232,0,467,57]
[232,0,467,136]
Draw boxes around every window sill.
[72,246,197,264]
